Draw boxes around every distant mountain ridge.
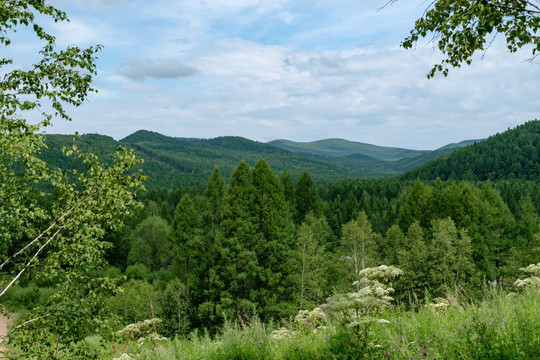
[266,137,480,177]
[40,129,485,188]
[267,138,428,160]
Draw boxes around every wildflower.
[459,326,464,332]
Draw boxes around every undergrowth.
[115,288,540,360]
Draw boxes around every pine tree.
[219,161,259,320]
[474,182,515,280]
[294,170,321,223]
[198,168,225,328]
[251,159,297,318]
[280,170,295,210]
[397,222,430,302]
[399,179,434,230]
[516,195,539,249]
[382,224,405,265]
[429,218,458,293]
[170,193,202,323]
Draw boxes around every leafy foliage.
[400,0,540,77]
[0,1,144,358]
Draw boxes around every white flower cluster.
[514,262,540,289]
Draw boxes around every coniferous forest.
[4,121,539,359]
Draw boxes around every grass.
[123,288,540,360]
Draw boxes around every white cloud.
[51,19,112,46]
[118,58,198,81]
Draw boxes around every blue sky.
[18,0,540,149]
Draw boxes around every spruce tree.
[294,170,321,224]
[219,161,259,320]
[170,193,202,324]
[251,159,297,318]
[199,168,225,328]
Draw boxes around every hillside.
[41,133,196,188]
[119,130,362,186]
[402,120,540,181]
[268,138,479,176]
[41,131,361,187]
[391,139,480,173]
[40,130,486,188]
[267,138,427,160]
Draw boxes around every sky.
[12,0,540,149]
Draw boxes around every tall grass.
[373,288,540,360]
[113,288,540,359]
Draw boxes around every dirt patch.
[0,314,9,356]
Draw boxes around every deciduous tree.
[0,2,144,357]
[398,0,540,77]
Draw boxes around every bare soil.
[0,314,8,356]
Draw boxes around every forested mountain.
[402,120,540,181]
[40,131,359,188]
[41,130,474,188]
[42,123,538,191]
[391,139,480,172]
[267,138,427,160]
[120,130,357,186]
[267,138,480,176]
[41,134,196,188]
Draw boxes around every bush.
[125,265,150,281]
[4,284,55,311]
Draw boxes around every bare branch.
[0,180,110,298]
[0,226,63,299]
[4,313,53,339]
[0,179,108,270]
[490,0,540,14]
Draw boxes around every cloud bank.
[34,0,540,149]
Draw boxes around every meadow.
[99,285,540,360]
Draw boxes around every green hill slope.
[391,139,481,173]
[119,130,358,186]
[267,138,427,160]
[39,129,487,189]
[402,120,540,181]
[268,138,479,177]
